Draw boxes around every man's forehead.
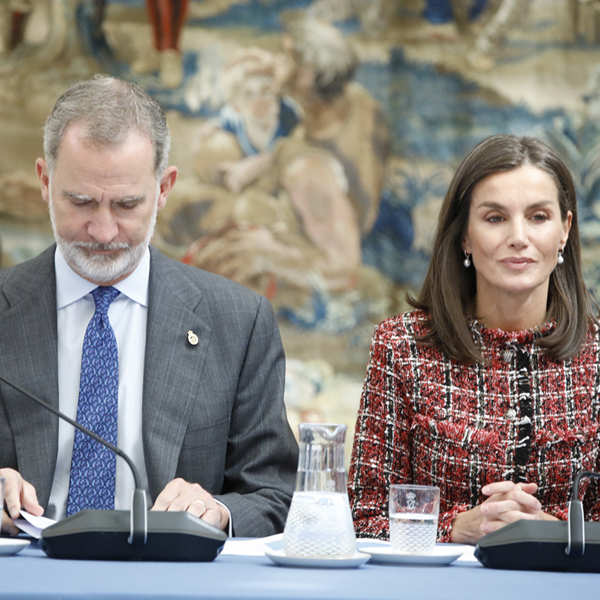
[49,121,159,182]
[60,121,151,152]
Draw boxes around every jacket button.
[502,349,514,363]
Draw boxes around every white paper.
[220,533,283,556]
[13,510,56,539]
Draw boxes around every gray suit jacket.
[0,245,298,536]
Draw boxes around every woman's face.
[463,164,572,311]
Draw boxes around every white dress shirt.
[47,247,150,520]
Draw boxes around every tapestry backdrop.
[1,0,599,444]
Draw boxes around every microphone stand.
[0,374,226,560]
[566,470,600,557]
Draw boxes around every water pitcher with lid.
[283,423,356,558]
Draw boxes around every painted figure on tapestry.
[132,0,189,88]
[0,0,31,52]
[0,0,70,71]
[159,19,392,328]
[450,0,531,70]
[278,17,391,236]
[195,47,301,194]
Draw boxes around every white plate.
[0,538,30,556]
[265,548,370,568]
[357,542,468,566]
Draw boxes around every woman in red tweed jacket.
[348,134,600,544]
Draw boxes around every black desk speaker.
[41,510,227,561]
[475,519,600,572]
[475,470,600,572]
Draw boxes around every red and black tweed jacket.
[348,310,600,542]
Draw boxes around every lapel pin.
[187,330,199,346]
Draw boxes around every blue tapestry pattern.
[66,286,120,516]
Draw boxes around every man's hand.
[0,468,43,535]
[151,478,229,531]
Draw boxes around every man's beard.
[49,193,158,284]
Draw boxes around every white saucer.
[264,548,370,568]
[0,538,30,556]
[357,542,468,566]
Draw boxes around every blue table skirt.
[0,543,597,599]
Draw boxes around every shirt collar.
[468,318,555,345]
[55,246,150,309]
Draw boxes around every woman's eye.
[486,215,502,223]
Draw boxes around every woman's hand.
[450,481,557,544]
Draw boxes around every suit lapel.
[0,247,58,505]
[143,249,212,500]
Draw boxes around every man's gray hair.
[43,74,171,175]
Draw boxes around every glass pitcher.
[283,423,356,558]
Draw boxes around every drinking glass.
[389,484,440,553]
[283,423,356,558]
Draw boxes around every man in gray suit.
[0,75,298,536]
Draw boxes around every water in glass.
[389,512,437,553]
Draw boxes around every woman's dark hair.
[410,134,593,363]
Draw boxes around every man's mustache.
[72,241,130,251]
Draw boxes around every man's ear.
[157,166,178,210]
[36,158,50,205]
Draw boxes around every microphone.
[0,374,227,561]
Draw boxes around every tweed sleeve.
[582,453,600,522]
[583,355,600,522]
[437,503,471,542]
[347,319,413,540]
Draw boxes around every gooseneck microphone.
[566,470,600,557]
[0,373,147,546]
[0,374,227,561]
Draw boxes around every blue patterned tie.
[66,286,120,516]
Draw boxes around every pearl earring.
[557,248,564,265]
[463,251,471,268]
